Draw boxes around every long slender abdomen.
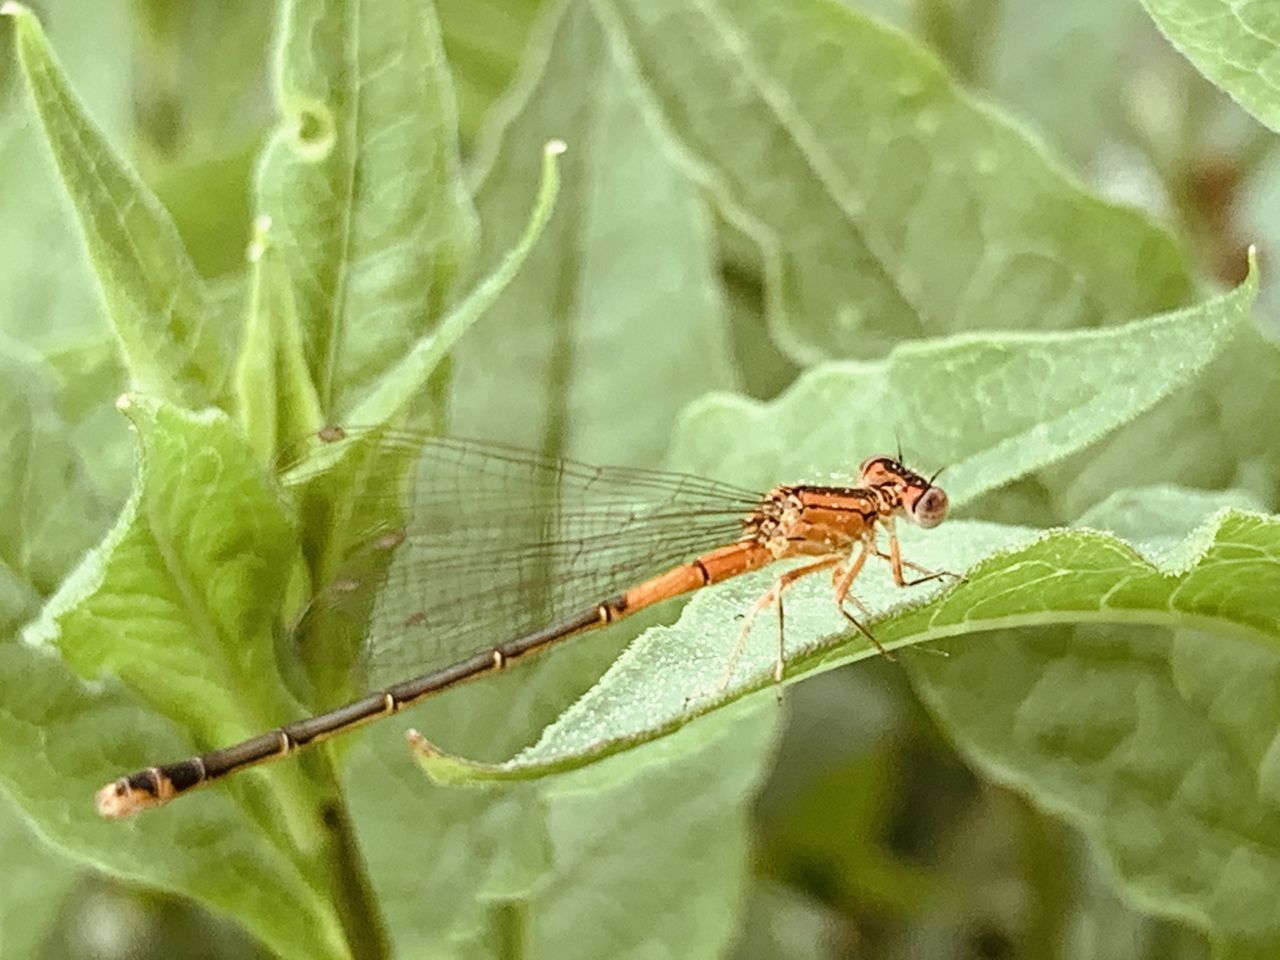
[619,540,775,614]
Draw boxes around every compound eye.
[912,487,949,528]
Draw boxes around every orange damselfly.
[97,428,958,817]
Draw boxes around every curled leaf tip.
[405,729,497,784]
[0,2,29,17]
[545,138,567,156]
[404,728,436,753]
[114,393,133,412]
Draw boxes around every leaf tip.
[406,728,502,784]
[544,138,567,157]
[0,2,30,18]
[114,392,133,413]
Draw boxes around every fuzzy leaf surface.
[594,0,1193,362]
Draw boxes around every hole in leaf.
[288,101,335,160]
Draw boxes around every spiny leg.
[868,520,960,659]
[870,546,959,586]
[832,563,871,617]
[719,555,841,692]
[832,541,894,660]
[879,516,964,587]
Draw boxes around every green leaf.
[452,0,736,463]
[593,0,1194,362]
[989,0,1146,161]
[39,337,133,504]
[530,702,778,958]
[346,138,567,429]
[235,215,324,463]
[1045,323,1280,522]
[0,799,80,957]
[402,266,1256,784]
[1141,0,1280,134]
[7,396,359,960]
[0,641,351,960]
[254,0,479,424]
[3,4,229,408]
[0,5,128,356]
[0,347,103,959]
[0,338,113,627]
[0,375,361,958]
[0,339,113,603]
[407,518,1025,782]
[32,398,301,746]
[414,504,1280,793]
[669,258,1256,503]
[345,682,778,958]
[911,495,1280,952]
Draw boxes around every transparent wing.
[288,432,763,687]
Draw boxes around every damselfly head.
[857,455,950,529]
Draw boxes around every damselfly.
[97,428,958,817]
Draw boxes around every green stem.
[494,899,530,960]
[309,756,389,960]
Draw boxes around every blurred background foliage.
[0,0,1277,958]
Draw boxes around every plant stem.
[301,750,389,960]
[325,798,389,960]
